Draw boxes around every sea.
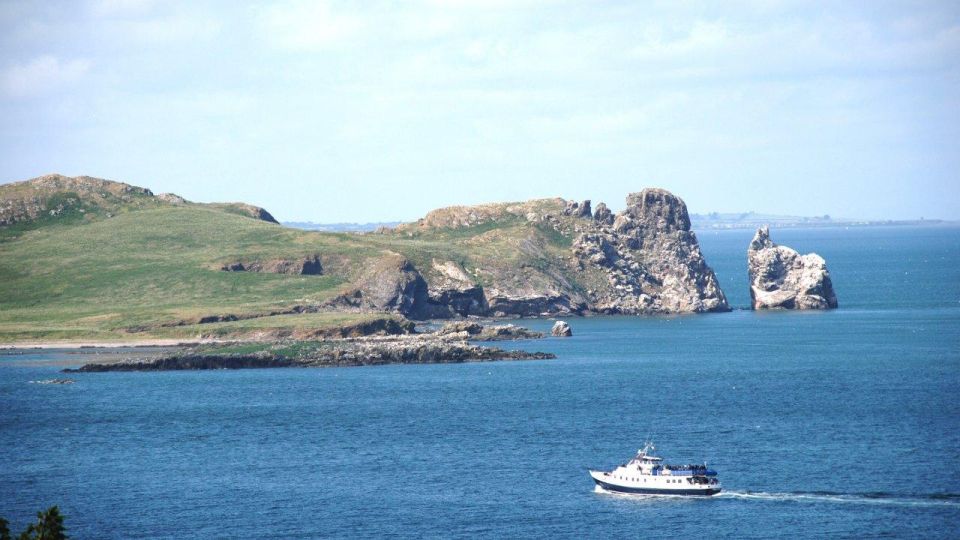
[2,225,959,538]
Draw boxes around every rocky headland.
[326,187,729,319]
[747,226,838,310]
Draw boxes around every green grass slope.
[0,187,583,342]
[0,205,352,341]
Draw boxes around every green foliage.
[1,507,67,540]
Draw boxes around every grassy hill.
[0,176,582,342]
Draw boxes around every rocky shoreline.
[63,323,557,372]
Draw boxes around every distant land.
[286,214,952,233]
[283,221,401,232]
[688,212,950,230]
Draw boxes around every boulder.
[551,320,572,337]
[747,226,838,310]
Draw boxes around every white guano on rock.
[747,226,838,310]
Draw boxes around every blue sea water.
[2,225,959,538]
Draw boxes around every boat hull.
[591,473,721,496]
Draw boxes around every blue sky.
[1,1,958,222]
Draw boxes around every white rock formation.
[747,226,838,310]
[551,320,573,337]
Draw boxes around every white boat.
[589,443,721,496]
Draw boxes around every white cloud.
[1,55,92,98]
[258,0,364,51]
[117,12,221,43]
[90,0,157,17]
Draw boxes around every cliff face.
[747,226,838,310]
[334,188,729,318]
[572,188,728,314]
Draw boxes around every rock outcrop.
[562,200,592,218]
[221,255,323,275]
[593,202,613,225]
[206,202,279,224]
[0,173,280,227]
[327,253,428,314]
[0,173,156,226]
[747,226,838,310]
[435,321,544,341]
[425,260,487,316]
[571,188,729,314]
[551,320,572,337]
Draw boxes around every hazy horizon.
[2,1,958,222]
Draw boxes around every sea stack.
[551,321,573,337]
[747,226,838,310]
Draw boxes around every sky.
[1,1,958,222]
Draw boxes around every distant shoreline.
[284,218,958,233]
[691,219,957,231]
[0,338,226,351]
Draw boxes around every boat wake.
[717,490,960,508]
[594,485,960,508]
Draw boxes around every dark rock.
[66,336,555,372]
[593,202,613,225]
[66,353,296,372]
[562,200,592,218]
[326,254,428,316]
[220,255,323,275]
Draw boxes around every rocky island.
[1,173,739,360]
[747,226,838,310]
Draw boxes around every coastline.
[0,338,228,351]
